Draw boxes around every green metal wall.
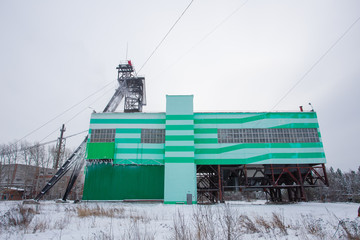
[82,164,164,200]
[193,112,326,165]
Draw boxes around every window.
[218,128,319,143]
[90,129,115,143]
[141,129,165,143]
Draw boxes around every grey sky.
[0,0,359,170]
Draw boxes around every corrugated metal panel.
[82,164,164,200]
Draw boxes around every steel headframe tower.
[34,60,145,201]
[103,60,146,113]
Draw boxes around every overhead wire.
[1,130,88,156]
[12,80,114,145]
[137,0,195,74]
[152,0,249,78]
[270,15,360,111]
[39,83,116,143]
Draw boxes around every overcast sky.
[0,0,359,171]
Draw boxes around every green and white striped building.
[82,95,326,204]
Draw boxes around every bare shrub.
[77,205,124,218]
[89,230,114,240]
[255,216,272,233]
[218,204,241,240]
[121,218,156,240]
[128,210,150,223]
[301,214,326,239]
[271,212,288,235]
[338,219,360,240]
[54,214,71,230]
[0,204,37,230]
[32,218,50,233]
[172,210,193,240]
[192,206,216,240]
[238,214,260,234]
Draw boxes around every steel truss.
[196,164,328,204]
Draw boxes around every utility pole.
[54,124,66,169]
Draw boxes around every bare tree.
[20,141,32,165]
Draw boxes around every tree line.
[306,166,360,203]
[0,140,72,169]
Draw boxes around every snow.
[0,200,359,239]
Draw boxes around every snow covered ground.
[0,200,359,239]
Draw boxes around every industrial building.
[0,164,84,200]
[82,95,328,204]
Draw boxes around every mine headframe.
[34,60,145,202]
[103,60,146,113]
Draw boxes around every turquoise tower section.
[164,95,197,204]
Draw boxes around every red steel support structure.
[197,164,328,204]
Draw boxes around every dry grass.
[32,218,50,233]
[255,216,272,233]
[238,214,260,234]
[0,204,38,230]
[192,206,216,240]
[339,219,360,240]
[172,210,193,240]
[271,212,288,235]
[76,205,124,218]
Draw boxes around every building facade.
[0,164,84,200]
[83,95,327,203]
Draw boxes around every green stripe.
[194,128,218,134]
[115,138,141,143]
[194,112,316,118]
[165,157,194,163]
[166,115,194,120]
[195,152,325,165]
[166,125,194,130]
[116,129,142,133]
[194,115,263,124]
[271,123,319,128]
[195,142,324,154]
[165,146,195,152]
[194,113,317,125]
[166,135,194,141]
[115,148,164,154]
[194,138,218,144]
[90,119,165,124]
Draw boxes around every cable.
[270,15,360,111]
[39,84,115,143]
[13,80,114,145]
[137,0,195,74]
[152,0,249,78]
[1,130,88,156]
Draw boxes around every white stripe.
[92,113,165,119]
[166,130,194,135]
[165,120,193,125]
[165,152,194,158]
[90,124,165,129]
[166,141,194,146]
[115,133,141,138]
